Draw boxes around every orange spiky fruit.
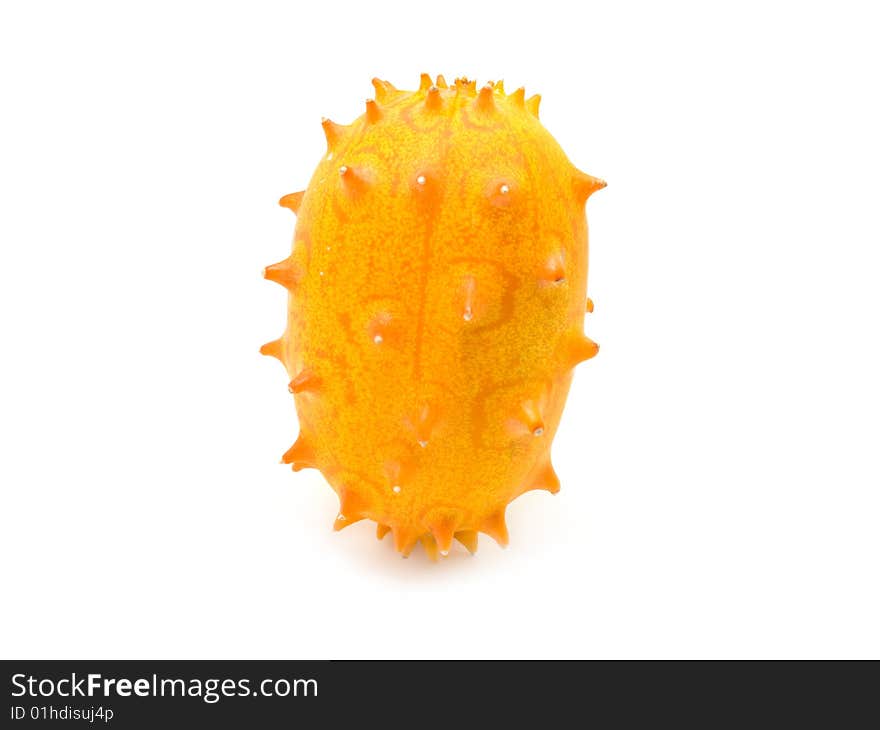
[263,75,605,559]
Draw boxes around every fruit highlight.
[263,75,604,559]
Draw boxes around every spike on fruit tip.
[278,191,304,213]
[425,508,460,556]
[263,258,300,290]
[321,118,345,149]
[425,86,442,111]
[392,526,419,557]
[334,490,368,531]
[526,94,541,117]
[259,338,285,364]
[288,368,319,394]
[371,78,398,102]
[520,399,545,436]
[575,171,607,201]
[533,460,561,494]
[430,523,455,556]
[454,77,476,96]
[281,436,316,471]
[413,402,438,446]
[338,164,370,193]
[421,535,440,562]
[455,530,479,554]
[481,511,509,547]
[540,252,566,284]
[476,84,495,112]
[561,332,599,368]
[364,98,381,123]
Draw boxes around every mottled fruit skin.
[263,75,604,559]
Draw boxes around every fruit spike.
[278,191,304,213]
[481,510,510,548]
[281,436,316,472]
[364,99,382,124]
[574,170,607,202]
[509,87,525,108]
[559,331,600,369]
[333,488,370,531]
[321,118,346,149]
[520,399,546,437]
[337,164,370,195]
[475,84,496,112]
[264,75,605,559]
[529,458,561,495]
[425,86,442,111]
[393,525,420,558]
[420,535,440,561]
[263,257,300,290]
[455,530,479,555]
[525,94,541,118]
[259,338,285,365]
[424,508,461,557]
[455,77,477,95]
[371,78,398,102]
[288,368,319,395]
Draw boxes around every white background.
[1,0,878,659]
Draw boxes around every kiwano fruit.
[262,74,605,559]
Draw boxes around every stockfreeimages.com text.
[10,673,317,704]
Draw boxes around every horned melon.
[262,74,605,559]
